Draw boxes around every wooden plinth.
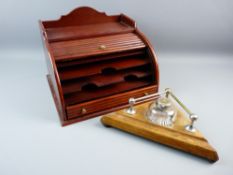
[101,101,219,162]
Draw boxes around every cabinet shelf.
[64,77,152,105]
[62,66,151,95]
[46,22,135,42]
[59,56,149,81]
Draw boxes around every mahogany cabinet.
[39,7,159,126]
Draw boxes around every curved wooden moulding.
[39,7,159,126]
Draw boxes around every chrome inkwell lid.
[146,97,176,127]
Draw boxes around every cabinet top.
[40,7,136,42]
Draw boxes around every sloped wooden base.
[101,101,219,162]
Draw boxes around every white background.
[0,0,233,53]
[0,1,233,175]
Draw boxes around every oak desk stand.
[101,89,219,162]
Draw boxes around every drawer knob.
[81,108,87,114]
[99,45,107,50]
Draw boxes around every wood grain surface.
[50,33,145,61]
[101,101,219,162]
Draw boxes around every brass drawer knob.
[99,45,107,50]
[81,108,87,114]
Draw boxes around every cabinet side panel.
[39,21,66,124]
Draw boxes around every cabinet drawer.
[66,85,157,119]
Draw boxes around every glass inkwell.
[146,96,177,127]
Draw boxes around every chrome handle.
[165,88,198,132]
[125,91,166,115]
